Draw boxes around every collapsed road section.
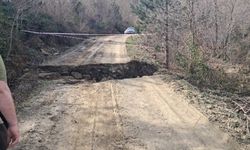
[12,35,243,150]
[39,60,158,82]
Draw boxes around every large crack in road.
[39,61,157,82]
[13,35,241,150]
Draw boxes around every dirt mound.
[39,60,158,82]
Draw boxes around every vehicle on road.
[124,27,136,34]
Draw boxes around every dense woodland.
[0,0,138,57]
[132,0,249,140]
[0,0,249,93]
[134,0,250,64]
[0,0,249,145]
[133,0,249,94]
[0,0,137,80]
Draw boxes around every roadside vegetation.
[129,0,250,144]
[132,0,249,95]
[1,0,250,147]
[0,0,137,82]
[126,34,250,146]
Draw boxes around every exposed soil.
[126,36,250,149]
[11,35,245,150]
[13,75,241,150]
[39,61,157,82]
[43,35,130,66]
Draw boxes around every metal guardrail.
[21,30,124,36]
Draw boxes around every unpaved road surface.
[14,35,240,150]
[44,35,131,66]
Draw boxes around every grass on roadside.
[126,35,164,69]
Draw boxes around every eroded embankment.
[38,60,158,82]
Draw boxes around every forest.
[0,0,137,80]
[132,0,249,94]
[0,0,248,97]
[0,0,250,149]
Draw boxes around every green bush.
[175,51,189,70]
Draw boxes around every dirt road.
[44,35,130,66]
[14,35,240,150]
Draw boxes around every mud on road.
[12,35,242,150]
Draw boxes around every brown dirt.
[11,35,243,150]
[43,35,130,66]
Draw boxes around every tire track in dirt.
[91,82,126,150]
[85,36,130,64]
[13,77,241,150]
[110,82,124,133]
[110,82,127,149]
[145,77,238,149]
[83,43,105,65]
[13,34,243,150]
[113,76,240,150]
[43,35,130,66]
[71,86,99,150]
[90,93,98,150]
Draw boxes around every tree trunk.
[214,0,219,55]
[165,0,169,69]
[7,10,20,59]
[190,0,196,46]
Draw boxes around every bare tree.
[214,0,219,54]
